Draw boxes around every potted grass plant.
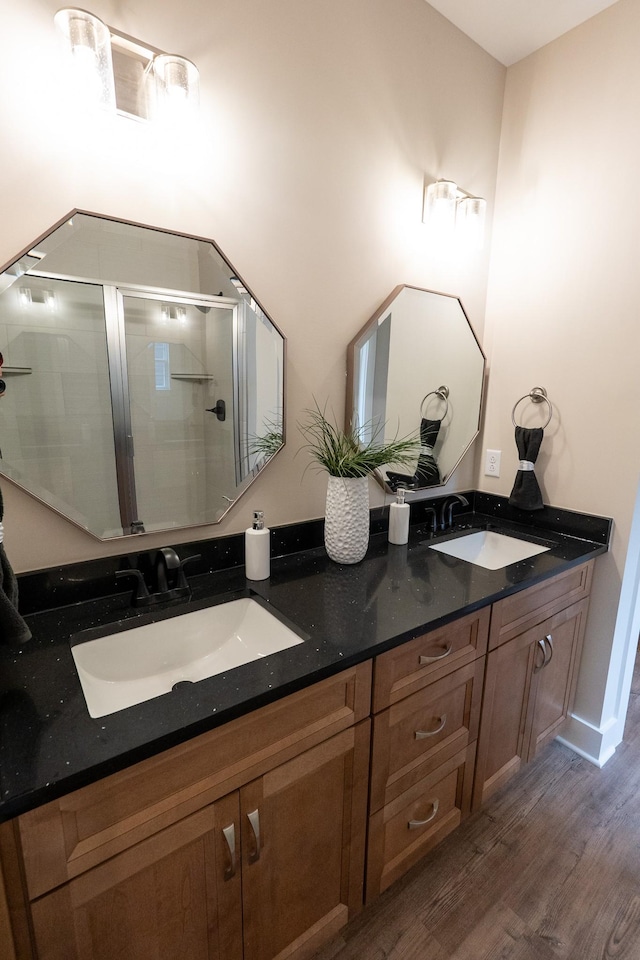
[299,403,420,564]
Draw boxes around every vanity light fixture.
[18,288,57,311]
[423,179,486,249]
[54,8,199,121]
[54,8,116,110]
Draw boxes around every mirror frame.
[0,210,286,539]
[346,284,485,492]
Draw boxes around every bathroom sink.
[71,598,305,718]
[428,530,550,570]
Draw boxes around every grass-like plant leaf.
[299,402,420,478]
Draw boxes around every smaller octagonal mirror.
[346,285,485,491]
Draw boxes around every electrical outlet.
[484,449,501,477]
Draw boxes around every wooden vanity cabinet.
[472,561,593,809]
[0,558,598,957]
[14,663,372,960]
[366,607,490,900]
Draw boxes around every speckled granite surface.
[0,494,611,822]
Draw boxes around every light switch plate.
[484,449,501,477]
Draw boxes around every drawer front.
[370,658,484,811]
[372,606,490,712]
[488,560,593,650]
[18,662,372,900]
[366,743,475,901]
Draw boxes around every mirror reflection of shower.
[0,213,285,539]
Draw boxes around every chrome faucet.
[439,494,470,532]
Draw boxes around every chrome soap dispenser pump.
[245,510,271,580]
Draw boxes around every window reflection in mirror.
[0,212,285,539]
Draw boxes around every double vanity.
[0,491,610,960]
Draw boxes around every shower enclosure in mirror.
[0,212,284,539]
[346,285,485,491]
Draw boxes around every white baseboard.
[555,712,620,768]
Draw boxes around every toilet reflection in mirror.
[346,285,485,491]
[0,212,285,539]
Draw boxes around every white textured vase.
[324,475,370,564]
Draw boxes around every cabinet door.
[240,720,370,960]
[527,598,589,760]
[472,627,539,809]
[30,793,242,960]
[473,598,590,810]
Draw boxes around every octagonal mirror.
[346,285,485,491]
[0,212,284,539]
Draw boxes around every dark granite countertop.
[0,493,611,822]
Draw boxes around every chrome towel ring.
[511,386,553,429]
[420,385,449,419]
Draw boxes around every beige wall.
[0,0,504,570]
[482,0,640,762]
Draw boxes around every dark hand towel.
[508,426,544,511]
[0,486,32,645]
[386,418,442,490]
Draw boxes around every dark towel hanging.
[0,484,32,645]
[387,417,442,490]
[508,426,544,511]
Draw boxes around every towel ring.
[420,385,449,419]
[511,386,553,429]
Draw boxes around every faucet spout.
[439,494,470,532]
[154,547,180,593]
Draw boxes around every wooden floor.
[314,652,640,960]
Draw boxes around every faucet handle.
[115,568,150,605]
[177,553,201,588]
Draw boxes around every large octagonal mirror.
[347,285,484,491]
[0,212,284,539]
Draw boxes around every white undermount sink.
[428,530,550,570]
[71,598,305,719]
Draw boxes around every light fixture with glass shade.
[54,8,200,122]
[152,54,200,122]
[54,8,116,111]
[423,179,487,249]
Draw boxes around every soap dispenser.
[388,489,410,545]
[245,510,270,580]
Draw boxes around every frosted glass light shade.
[457,196,487,250]
[424,180,458,239]
[152,54,199,121]
[54,8,116,110]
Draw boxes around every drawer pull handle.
[222,823,236,880]
[534,637,547,673]
[415,715,447,739]
[408,799,439,829]
[544,633,554,666]
[247,808,261,864]
[419,643,453,665]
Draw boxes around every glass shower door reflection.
[122,294,236,533]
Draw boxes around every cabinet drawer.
[370,658,484,812]
[366,743,475,901]
[488,560,593,650]
[372,607,489,712]
[18,662,372,900]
